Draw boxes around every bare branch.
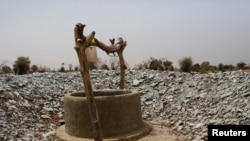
[93,37,126,55]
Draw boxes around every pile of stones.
[0,70,249,140]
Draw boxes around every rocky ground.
[0,70,250,141]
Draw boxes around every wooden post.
[73,23,127,141]
[74,23,103,141]
[114,38,126,89]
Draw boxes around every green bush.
[134,57,173,71]
[192,63,200,72]
[237,62,246,69]
[31,65,38,72]
[179,57,193,72]
[200,61,210,73]
[100,64,109,70]
[1,65,12,74]
[163,60,174,71]
[218,63,225,72]
[13,56,31,75]
[59,67,65,72]
[149,58,163,70]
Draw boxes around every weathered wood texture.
[74,23,103,141]
[74,23,127,141]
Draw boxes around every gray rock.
[159,87,168,95]
[132,79,143,86]
[41,115,50,119]
[242,91,250,97]
[1,92,14,99]
[220,91,233,98]
[0,70,250,140]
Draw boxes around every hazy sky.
[1,0,250,69]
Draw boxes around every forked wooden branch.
[93,37,126,89]
[74,23,103,141]
[74,23,127,141]
[75,23,127,89]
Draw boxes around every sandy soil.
[138,123,178,141]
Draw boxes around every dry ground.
[243,69,250,73]
[138,124,178,141]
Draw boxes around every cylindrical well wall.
[64,89,143,138]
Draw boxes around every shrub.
[31,65,38,73]
[134,57,173,71]
[192,63,200,72]
[179,57,193,72]
[200,61,210,73]
[13,56,31,75]
[59,67,65,72]
[38,65,50,73]
[149,58,163,70]
[100,64,109,70]
[1,65,12,74]
[237,62,246,70]
[218,63,225,72]
[162,60,174,71]
[209,65,218,73]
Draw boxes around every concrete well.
[56,89,152,141]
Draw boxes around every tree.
[149,57,163,70]
[1,65,12,74]
[13,56,31,75]
[162,59,174,71]
[218,63,224,72]
[224,64,234,71]
[192,63,200,72]
[237,61,246,70]
[31,65,38,72]
[179,57,193,72]
[200,61,210,73]
[228,64,236,71]
[59,62,65,72]
[209,65,218,73]
[134,57,173,71]
[224,65,229,71]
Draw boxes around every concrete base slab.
[56,121,152,141]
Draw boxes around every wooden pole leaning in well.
[74,23,103,141]
[73,22,127,141]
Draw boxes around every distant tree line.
[134,57,174,71]
[134,56,250,73]
[1,56,250,75]
[0,56,125,75]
